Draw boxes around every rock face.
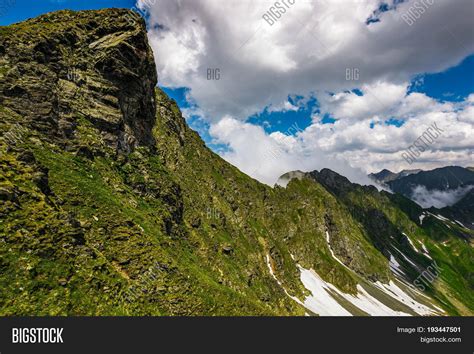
[368,169,398,183]
[0,9,157,153]
[1,10,473,316]
[368,169,422,184]
[387,166,474,194]
[440,189,474,231]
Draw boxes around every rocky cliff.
[0,9,156,153]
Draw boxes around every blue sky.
[0,0,135,26]
[409,55,474,102]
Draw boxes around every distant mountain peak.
[276,170,306,187]
[369,168,422,184]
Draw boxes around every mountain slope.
[369,169,398,183]
[439,189,474,230]
[387,166,474,197]
[370,166,474,226]
[1,9,472,316]
[369,168,421,184]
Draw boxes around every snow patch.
[389,253,406,277]
[403,232,419,253]
[299,267,352,316]
[325,231,351,270]
[266,254,304,306]
[419,213,426,225]
[267,254,443,316]
[427,212,452,224]
[436,214,450,222]
[299,267,412,316]
[374,281,440,315]
[266,254,280,284]
[420,243,432,260]
[393,247,419,269]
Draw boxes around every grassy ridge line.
[0,9,472,315]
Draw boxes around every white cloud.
[209,88,473,185]
[139,0,474,184]
[140,0,474,120]
[318,81,408,121]
[209,115,376,186]
[410,185,474,209]
[266,100,299,113]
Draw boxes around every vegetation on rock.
[0,9,472,316]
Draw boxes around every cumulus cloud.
[139,0,474,184]
[318,81,408,122]
[209,88,473,184]
[310,83,474,170]
[210,115,378,186]
[410,185,474,209]
[266,100,300,113]
[140,0,474,120]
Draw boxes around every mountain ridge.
[1,9,473,316]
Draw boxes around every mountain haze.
[370,166,474,224]
[387,167,474,196]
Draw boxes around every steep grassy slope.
[1,9,300,316]
[308,169,474,315]
[0,9,472,316]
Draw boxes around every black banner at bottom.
[0,316,472,353]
